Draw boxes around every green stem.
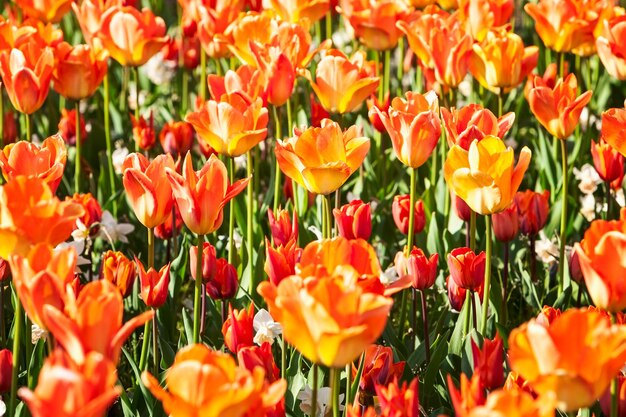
[462,289,471,338]
[558,52,565,79]
[406,167,417,254]
[384,49,391,98]
[480,215,492,335]
[138,320,150,371]
[497,90,504,117]
[469,210,476,251]
[24,113,30,142]
[558,138,568,293]
[331,367,340,417]
[272,105,282,213]
[133,66,141,152]
[322,194,333,239]
[74,101,81,193]
[311,364,319,417]
[148,227,155,269]
[9,288,22,417]
[396,38,404,97]
[103,74,117,214]
[193,234,204,343]
[181,70,189,116]
[325,11,332,43]
[344,363,351,414]
[200,49,207,101]
[246,150,254,292]
[228,159,236,264]
[420,289,430,364]
[280,335,287,378]
[152,307,159,376]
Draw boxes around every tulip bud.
[452,192,472,222]
[264,238,301,286]
[392,195,425,235]
[447,275,484,312]
[58,108,87,146]
[447,247,486,291]
[222,304,254,353]
[354,345,405,398]
[396,248,438,291]
[100,251,136,298]
[238,343,280,383]
[592,139,625,183]
[492,204,519,242]
[535,305,562,326]
[568,249,583,284]
[159,120,194,157]
[366,93,390,133]
[206,258,238,300]
[471,335,505,391]
[154,207,183,240]
[0,349,12,392]
[268,208,298,247]
[131,111,156,151]
[515,190,550,236]
[189,242,217,282]
[136,259,170,309]
[333,200,372,240]
[0,258,9,281]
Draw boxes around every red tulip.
[396,248,439,290]
[0,349,12,392]
[447,247,486,291]
[222,304,254,353]
[268,208,298,247]
[136,259,170,309]
[189,242,217,282]
[392,195,426,235]
[355,345,406,397]
[471,334,505,390]
[264,238,301,286]
[206,258,238,300]
[237,342,280,383]
[333,200,372,240]
[492,204,519,242]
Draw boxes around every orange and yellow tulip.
[207,64,266,104]
[142,344,286,417]
[272,20,330,71]
[137,259,170,309]
[527,73,592,139]
[376,378,420,417]
[269,0,330,23]
[373,91,441,168]
[99,6,168,67]
[597,15,626,80]
[265,238,301,286]
[444,136,532,215]
[441,104,515,150]
[0,134,66,192]
[16,0,73,23]
[275,119,370,195]
[122,153,175,229]
[306,49,380,114]
[508,308,626,411]
[192,0,244,59]
[52,41,108,100]
[166,153,249,235]
[100,250,136,298]
[602,106,626,157]
[249,42,295,107]
[464,388,554,417]
[457,0,513,42]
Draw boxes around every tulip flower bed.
[3,0,626,417]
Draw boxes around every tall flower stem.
[501,243,509,324]
[74,101,82,193]
[24,113,30,142]
[480,215,493,334]
[8,286,22,417]
[272,105,282,213]
[322,194,333,239]
[469,210,476,251]
[228,159,236,264]
[311,364,319,417]
[406,167,417,348]
[139,227,156,370]
[193,234,205,343]
[246,150,254,292]
[558,138,568,293]
[151,307,159,376]
[420,289,431,363]
[331,367,341,417]
[133,66,141,152]
[396,38,404,96]
[462,290,471,337]
[200,49,207,101]
[497,90,504,117]
[280,335,287,378]
[138,320,151,371]
[103,74,117,213]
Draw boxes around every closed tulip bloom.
[19,351,121,417]
[458,0,513,42]
[367,93,390,133]
[452,192,472,222]
[101,250,136,298]
[131,112,156,151]
[159,120,194,157]
[396,247,439,290]
[514,190,550,236]
[442,104,515,150]
[592,139,625,183]
[189,242,217,282]
[275,119,370,195]
[392,195,426,235]
[597,16,626,80]
[258,266,393,367]
[269,0,329,23]
[307,49,380,114]
[268,208,298,247]
[265,238,301,286]
[222,304,255,354]
[376,378,420,417]
[446,275,484,311]
[471,334,505,390]
[444,136,532,215]
[142,344,286,417]
[528,73,592,139]
[0,349,11,393]
[602,107,626,157]
[0,46,54,115]
[52,41,108,100]
[374,91,441,168]
[58,108,88,146]
[206,258,239,300]
[137,259,170,309]
[238,343,280,384]
[186,93,268,157]
[355,345,405,397]
[447,247,486,291]
[333,200,372,240]
[470,29,538,94]
[166,153,249,235]
[509,308,626,411]
[99,6,168,67]
[249,42,295,107]
[492,204,519,242]
[0,134,66,192]
[16,0,73,23]
[122,153,175,229]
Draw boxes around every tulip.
[130,111,156,151]
[268,208,298,247]
[0,176,84,259]
[392,195,426,235]
[143,344,286,417]
[457,0,514,42]
[189,242,217,281]
[333,200,372,240]
[310,93,330,128]
[101,250,136,298]
[69,193,102,230]
[166,153,249,235]
[447,275,483,311]
[447,247,486,291]
[193,0,244,59]
[441,104,515,150]
[159,120,194,157]
[218,11,276,65]
[276,119,370,195]
[207,65,266,104]
[0,46,54,115]
[600,373,626,417]
[459,388,554,417]
[568,248,584,284]
[137,259,170,309]
[528,73,592,140]
[0,349,11,393]
[367,93,390,133]
[597,16,626,80]
[43,280,154,365]
[186,93,268,157]
[514,190,550,236]
[222,304,255,354]
[72,0,112,46]
[19,351,121,417]
[52,41,108,100]
[354,345,405,400]
[448,373,486,417]
[122,153,175,229]
[265,238,301,286]
[523,63,567,102]
[471,334,505,390]
[0,134,66,192]
[469,29,538,94]
[99,6,168,67]
[154,207,183,240]
[375,378,420,417]
[206,258,239,300]
[15,0,73,23]
[258,265,393,368]
[504,371,538,399]
[249,42,295,107]
[592,139,625,183]
[452,192,472,222]
[58,109,87,146]
[238,343,280,384]
[0,258,8,281]
[307,49,380,114]
[269,0,329,23]
[492,204,519,242]
[603,107,626,157]
[508,308,626,411]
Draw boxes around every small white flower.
[617,189,626,208]
[253,309,282,346]
[573,163,603,195]
[380,265,399,286]
[0,398,5,416]
[535,231,559,265]
[457,79,472,99]
[71,219,90,242]
[579,193,597,222]
[31,323,47,345]
[99,211,134,244]
[55,240,90,268]
[142,52,177,86]
[331,29,352,50]
[112,145,130,175]
[233,229,243,251]
[297,385,344,417]
[127,82,149,111]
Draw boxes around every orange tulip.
[130,111,156,151]
[355,345,405,397]
[186,93,268,157]
[272,20,330,71]
[0,45,54,115]
[265,238,301,286]
[166,152,249,235]
[376,378,420,417]
[137,259,170,309]
[597,15,626,80]
[602,106,626,157]
[0,176,84,259]
[19,351,120,417]
[441,104,515,150]
[58,108,88,146]
[0,134,66,192]
[514,190,550,236]
[508,308,626,411]
[448,373,486,417]
[159,120,194,157]
[471,334,505,390]
[373,91,441,168]
[461,387,554,417]
[469,28,538,94]
[16,0,73,23]
[457,0,514,42]
[249,42,295,107]
[222,304,255,354]
[207,64,266,104]
[9,243,76,329]
[268,208,298,247]
[100,250,136,298]
[43,280,154,365]
[122,153,175,229]
[142,344,286,417]
[269,0,330,23]
[72,0,110,46]
[306,49,380,114]
[99,6,168,67]
[523,63,567,102]
[221,11,276,65]
[194,0,245,59]
[275,119,370,195]
[527,73,592,139]
[592,139,625,183]
[52,41,108,100]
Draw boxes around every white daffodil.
[55,240,90,269]
[99,211,134,244]
[31,323,48,345]
[71,219,90,242]
[297,385,344,417]
[535,231,559,265]
[253,309,282,346]
[579,193,597,222]
[573,163,602,195]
